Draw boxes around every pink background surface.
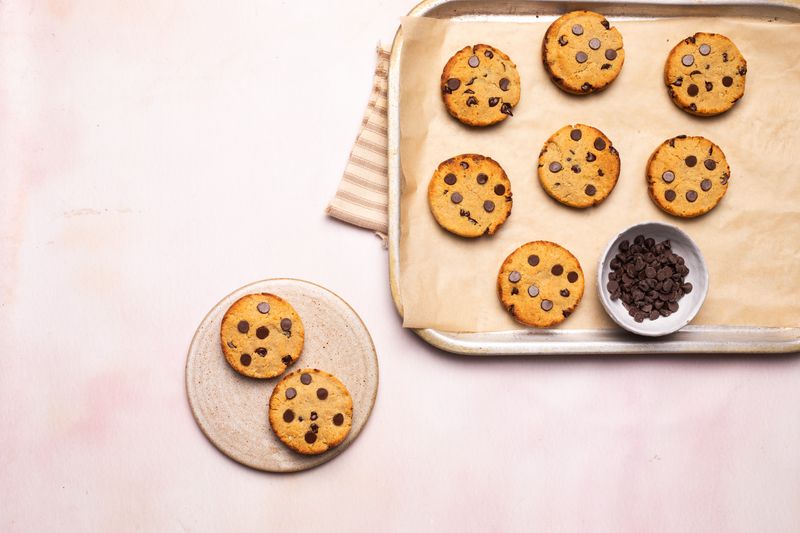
[1,1,799,531]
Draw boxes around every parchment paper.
[398,15,800,332]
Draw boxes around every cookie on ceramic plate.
[497,241,585,327]
[542,10,625,94]
[441,44,521,126]
[220,293,304,379]
[537,123,620,208]
[268,369,353,455]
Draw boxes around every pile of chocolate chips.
[607,235,692,323]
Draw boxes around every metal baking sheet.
[387,0,800,355]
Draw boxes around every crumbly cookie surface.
[664,32,747,116]
[220,293,304,379]
[538,124,620,208]
[428,154,512,238]
[542,10,625,95]
[498,241,585,327]
[441,44,521,126]
[269,369,353,455]
[647,135,730,218]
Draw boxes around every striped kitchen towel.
[325,45,391,237]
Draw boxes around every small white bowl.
[597,221,709,337]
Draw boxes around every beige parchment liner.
[399,15,800,332]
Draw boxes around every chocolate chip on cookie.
[497,241,585,327]
[220,293,304,378]
[268,368,353,455]
[542,10,625,95]
[664,32,747,116]
[647,135,730,218]
[538,124,620,208]
[441,44,521,126]
[428,154,513,238]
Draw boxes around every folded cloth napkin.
[325,45,391,237]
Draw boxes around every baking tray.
[387,0,800,355]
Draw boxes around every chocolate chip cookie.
[441,44,521,126]
[268,369,353,455]
[664,32,747,116]
[497,241,585,327]
[220,293,304,379]
[428,154,512,237]
[538,124,620,208]
[647,135,730,218]
[542,10,625,95]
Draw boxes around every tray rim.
[387,0,800,355]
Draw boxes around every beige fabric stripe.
[349,154,388,174]
[325,204,388,233]
[342,172,389,193]
[336,190,388,211]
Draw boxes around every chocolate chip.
[593,138,606,151]
[494,184,506,195]
[488,97,499,107]
[567,271,579,283]
[304,431,317,444]
[585,184,597,196]
[444,173,456,185]
[310,412,318,421]
[256,326,269,339]
[586,152,596,162]
[549,162,562,173]
[686,190,698,202]
[699,44,711,56]
[560,289,570,297]
[528,255,540,266]
[705,81,713,92]
[682,54,694,67]
[601,63,612,70]
[687,84,699,97]
[460,161,469,169]
[500,103,513,116]
[665,190,676,202]
[722,76,733,87]
[499,78,510,91]
[255,347,267,356]
[451,192,463,204]
[281,318,292,331]
[551,264,564,276]
[285,387,297,399]
[589,38,601,50]
[316,388,328,400]
[541,300,554,311]
[704,159,716,171]
[482,200,495,213]
[283,409,294,423]
[558,35,568,46]
[257,302,270,314]
[281,355,292,365]
[471,173,487,185]
[240,353,251,366]
[739,66,747,76]
[527,285,539,298]
[300,373,312,385]
[484,49,494,59]
[581,82,593,92]
[570,129,582,141]
[701,179,712,191]
[468,55,480,68]
[605,49,617,60]
[333,413,344,426]
[572,24,584,35]
[661,171,675,183]
[685,155,697,167]
[237,320,249,333]
[466,96,478,106]
[508,271,521,283]
[571,165,581,174]
[446,78,461,91]
[689,103,697,112]
[575,51,588,64]
[673,77,683,87]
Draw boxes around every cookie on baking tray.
[664,32,747,116]
[497,241,585,327]
[269,368,353,455]
[537,123,620,208]
[646,135,730,218]
[542,10,625,95]
[220,293,304,379]
[441,44,521,126]
[428,153,513,237]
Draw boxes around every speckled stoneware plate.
[186,278,379,473]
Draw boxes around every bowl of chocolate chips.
[597,221,708,337]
